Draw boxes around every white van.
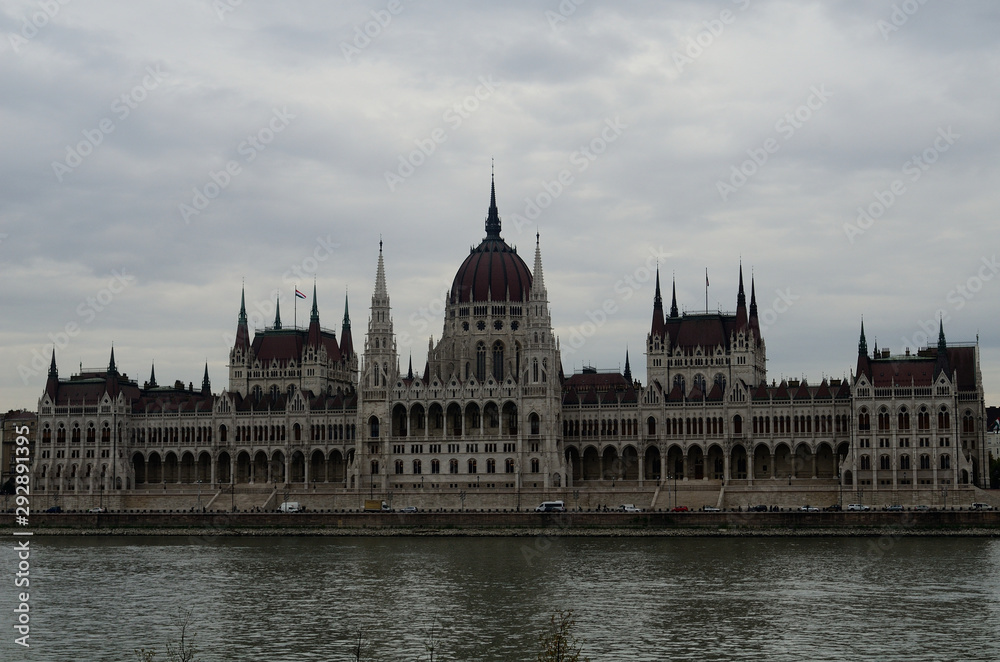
[278,501,301,513]
[535,500,566,512]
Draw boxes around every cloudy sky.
[2,0,999,411]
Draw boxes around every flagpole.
[294,284,297,329]
[705,268,708,313]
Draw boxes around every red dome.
[450,175,532,304]
[451,237,532,303]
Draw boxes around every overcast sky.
[2,0,999,411]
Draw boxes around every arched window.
[449,459,459,474]
[532,358,539,383]
[693,374,706,393]
[898,407,910,430]
[431,459,440,474]
[940,454,950,470]
[369,416,380,438]
[918,406,930,430]
[879,455,891,470]
[468,459,477,474]
[673,374,685,393]
[486,458,496,473]
[858,409,870,431]
[878,408,890,431]
[370,460,379,474]
[938,406,950,430]
[394,460,404,474]
[860,455,871,470]
[733,415,742,435]
[531,458,540,473]
[505,458,515,473]
[492,341,505,382]
[412,459,422,475]
[900,455,911,470]
[529,413,540,435]
[476,342,487,381]
[919,454,930,470]
[647,417,656,436]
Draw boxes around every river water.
[2,535,999,661]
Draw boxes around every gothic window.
[431,459,440,474]
[879,455,891,470]
[531,458,540,473]
[492,341,505,382]
[647,417,656,436]
[938,407,950,430]
[673,374,685,393]
[940,454,950,470]
[449,459,459,474]
[477,320,486,331]
[693,374,706,393]
[486,459,496,473]
[476,342,487,381]
[369,416,380,438]
[898,406,910,430]
[494,320,503,331]
[714,373,726,391]
[530,413,540,435]
[532,358,539,382]
[858,409,870,431]
[468,459,477,474]
[511,321,519,331]
[371,460,379,475]
[412,460,422,474]
[918,406,930,430]
[920,454,930,470]
[878,408,890,431]
[394,460,404,474]
[860,455,871,470]
[505,458,515,473]
[462,322,469,331]
[515,342,521,380]
[900,455,911,470]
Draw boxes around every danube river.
[2,535,999,661]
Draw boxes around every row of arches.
[564,441,851,483]
[130,449,355,485]
[379,402,535,438]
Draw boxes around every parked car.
[671,506,689,513]
[847,504,869,511]
[913,504,931,511]
[884,504,904,511]
[399,506,418,513]
[88,507,106,513]
[824,504,842,511]
[971,502,993,510]
[618,504,643,512]
[799,505,820,512]
[749,504,768,512]
[535,501,566,512]
[703,506,721,512]
[45,506,62,513]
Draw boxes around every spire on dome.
[669,276,679,319]
[485,168,501,238]
[273,295,282,330]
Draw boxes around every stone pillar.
[770,452,776,479]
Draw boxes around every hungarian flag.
[295,289,306,299]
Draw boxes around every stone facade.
[31,178,993,511]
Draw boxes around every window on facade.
[530,413,540,435]
[468,459,477,474]
[879,455,891,470]
[486,459,496,473]
[412,460,422,474]
[431,459,440,474]
[394,460,403,474]
[449,459,458,474]
[900,455,911,470]
[369,416,380,438]
[492,341,505,382]
[476,342,487,381]
[531,458,540,473]
[860,455,871,470]
[920,454,930,470]
[940,454,950,470]
[505,458,515,473]
[938,407,950,430]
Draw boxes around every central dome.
[449,177,532,304]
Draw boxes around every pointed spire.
[273,295,282,330]
[749,276,758,317]
[148,362,157,388]
[670,275,679,319]
[736,263,748,330]
[48,348,58,379]
[340,291,354,360]
[737,263,746,307]
[531,231,546,299]
[485,168,501,238]
[935,317,951,379]
[108,346,117,374]
[651,267,666,338]
[623,349,632,383]
[310,282,319,321]
[239,286,247,324]
[343,291,352,330]
[202,363,211,394]
[407,354,413,380]
[858,319,868,356]
[374,241,388,301]
[45,349,59,399]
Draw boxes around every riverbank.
[6,509,1000,535]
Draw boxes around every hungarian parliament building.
[33,178,991,509]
